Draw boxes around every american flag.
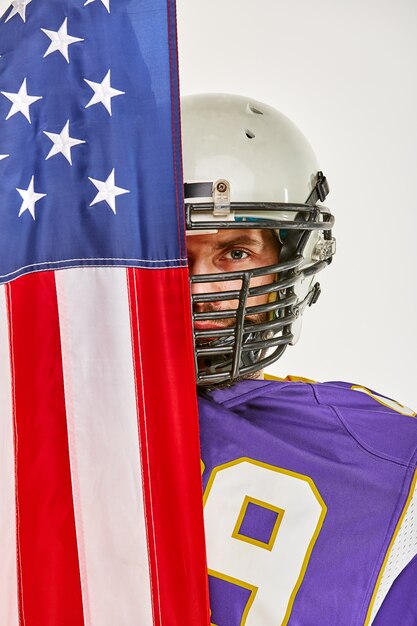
[0,1,209,624]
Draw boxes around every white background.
[177,0,417,409]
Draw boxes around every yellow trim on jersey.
[364,468,417,625]
[263,373,317,384]
[263,373,286,381]
[232,495,285,552]
[208,567,258,626]
[203,457,327,626]
[351,385,416,417]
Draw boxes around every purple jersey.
[198,379,417,626]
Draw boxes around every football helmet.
[182,93,335,386]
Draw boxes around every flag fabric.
[0,1,210,625]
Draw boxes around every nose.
[187,260,233,318]
[188,266,240,316]
[187,256,219,293]
[189,271,223,296]
[187,254,214,277]
[187,249,240,310]
[191,281,219,300]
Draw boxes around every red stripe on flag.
[6,272,84,626]
[127,267,210,625]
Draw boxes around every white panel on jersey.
[0,285,19,626]
[351,385,416,417]
[56,268,153,626]
[370,476,417,623]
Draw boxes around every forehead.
[186,228,276,254]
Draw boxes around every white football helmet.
[182,93,335,386]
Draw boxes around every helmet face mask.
[182,94,336,386]
[191,254,293,385]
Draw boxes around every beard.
[194,304,271,386]
[194,306,269,345]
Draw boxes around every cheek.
[248,273,275,306]
[220,278,244,310]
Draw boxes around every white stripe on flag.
[0,285,19,626]
[56,268,153,626]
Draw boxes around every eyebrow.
[215,236,263,250]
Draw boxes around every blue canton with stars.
[0,0,185,284]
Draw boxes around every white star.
[16,176,47,220]
[84,70,124,115]
[41,18,84,63]
[0,154,9,160]
[88,169,129,214]
[84,0,110,13]
[1,78,42,123]
[4,0,32,22]
[44,120,85,165]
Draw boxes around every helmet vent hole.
[245,129,255,139]
[247,104,264,115]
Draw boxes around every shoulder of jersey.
[265,374,416,418]
[263,375,417,465]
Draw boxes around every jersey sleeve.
[311,380,417,623]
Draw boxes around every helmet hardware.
[213,179,231,217]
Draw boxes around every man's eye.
[225,249,249,261]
